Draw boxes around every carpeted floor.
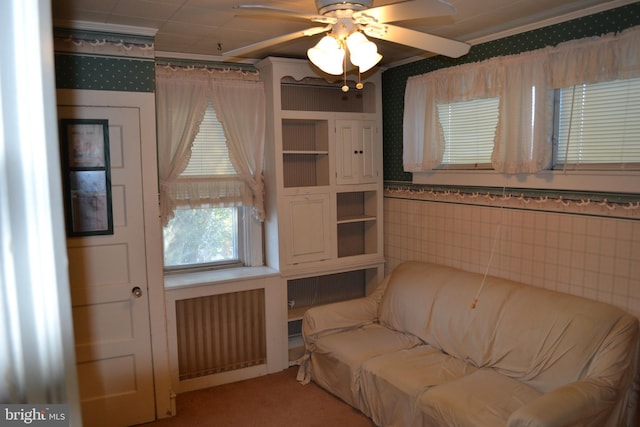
[141,367,376,426]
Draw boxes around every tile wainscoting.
[384,191,640,319]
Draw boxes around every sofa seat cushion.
[419,369,542,427]
[360,345,478,427]
[310,323,422,412]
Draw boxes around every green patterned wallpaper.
[382,3,640,182]
[55,54,155,92]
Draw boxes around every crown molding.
[52,19,157,37]
[155,51,259,65]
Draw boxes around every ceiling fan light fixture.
[307,35,345,75]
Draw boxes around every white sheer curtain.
[210,80,265,222]
[491,51,553,173]
[549,26,640,87]
[156,67,265,226]
[404,26,640,174]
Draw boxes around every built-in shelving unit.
[257,57,385,366]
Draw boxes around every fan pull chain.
[341,42,349,93]
[356,70,363,90]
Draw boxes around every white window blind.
[437,97,499,167]
[555,77,640,169]
[181,103,236,176]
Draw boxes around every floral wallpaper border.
[384,182,640,220]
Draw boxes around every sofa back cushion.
[425,272,520,368]
[379,261,637,392]
[378,262,448,343]
[489,285,634,391]
[380,262,520,367]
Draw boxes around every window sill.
[412,169,640,194]
[164,266,280,291]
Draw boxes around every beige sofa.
[296,261,639,427]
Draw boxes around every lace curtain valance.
[156,66,266,226]
[403,26,640,174]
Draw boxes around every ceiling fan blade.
[354,0,455,24]
[233,4,328,22]
[223,26,329,58]
[365,24,470,58]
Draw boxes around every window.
[162,103,260,271]
[554,77,640,170]
[436,97,499,168]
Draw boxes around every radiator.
[175,289,267,381]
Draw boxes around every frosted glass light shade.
[307,35,344,75]
[356,52,382,73]
[346,31,382,72]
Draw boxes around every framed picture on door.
[59,119,114,236]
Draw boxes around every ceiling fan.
[223,0,470,75]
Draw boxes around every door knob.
[132,286,143,298]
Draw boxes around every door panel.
[58,105,155,427]
[283,193,332,265]
[360,122,377,183]
[336,121,357,184]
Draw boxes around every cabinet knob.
[354,150,358,154]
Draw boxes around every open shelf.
[336,191,377,221]
[282,119,329,187]
[336,191,378,257]
[281,77,376,113]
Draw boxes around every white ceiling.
[51,0,634,67]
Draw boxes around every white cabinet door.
[282,193,332,265]
[336,120,378,185]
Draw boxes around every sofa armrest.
[296,297,378,385]
[509,313,639,427]
[302,297,378,342]
[301,273,390,344]
[295,274,390,384]
[507,379,617,427]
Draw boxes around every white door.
[58,105,156,426]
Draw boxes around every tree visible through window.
[163,207,238,268]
